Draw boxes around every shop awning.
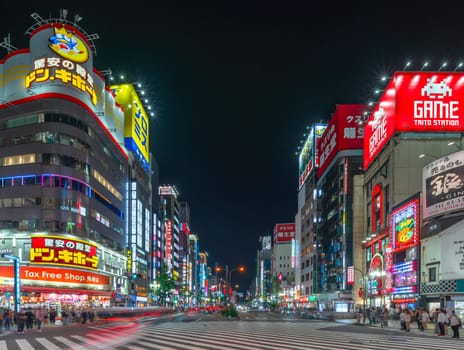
[0,285,113,297]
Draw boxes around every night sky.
[3,2,464,290]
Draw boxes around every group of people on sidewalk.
[1,306,98,335]
[397,307,462,338]
[14,307,54,334]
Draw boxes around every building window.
[428,265,438,283]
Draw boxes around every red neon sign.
[364,72,464,169]
[390,196,420,252]
[30,235,98,270]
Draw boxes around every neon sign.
[390,196,420,251]
[30,235,98,270]
[25,57,97,105]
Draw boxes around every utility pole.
[349,266,367,324]
[2,254,21,313]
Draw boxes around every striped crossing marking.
[13,339,35,350]
[35,337,63,350]
[0,321,461,349]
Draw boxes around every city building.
[363,71,464,317]
[111,83,153,307]
[0,13,131,310]
[158,185,181,304]
[295,123,326,306]
[315,104,366,312]
[271,223,296,305]
[255,235,273,302]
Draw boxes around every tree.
[155,264,175,306]
[270,274,283,309]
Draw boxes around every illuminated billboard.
[389,194,420,252]
[0,22,127,160]
[422,150,464,219]
[30,235,99,271]
[24,24,97,106]
[273,223,295,244]
[298,123,326,188]
[364,72,464,169]
[111,84,150,171]
[0,266,109,289]
[317,104,366,177]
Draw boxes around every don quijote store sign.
[364,72,464,169]
[0,21,127,159]
[0,235,109,291]
[0,266,110,290]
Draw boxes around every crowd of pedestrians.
[360,305,462,339]
[394,307,462,338]
[0,306,99,335]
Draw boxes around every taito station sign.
[364,72,464,169]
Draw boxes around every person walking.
[421,309,430,331]
[25,308,34,330]
[34,307,44,332]
[404,309,411,332]
[400,309,406,330]
[49,308,56,324]
[437,308,447,336]
[448,310,461,338]
[61,308,69,326]
[3,309,11,330]
[415,309,423,330]
[16,309,26,334]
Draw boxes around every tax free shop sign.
[364,72,464,169]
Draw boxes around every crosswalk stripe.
[133,335,209,350]
[85,332,135,348]
[54,336,89,350]
[0,341,7,350]
[126,345,149,350]
[15,339,35,350]
[132,339,178,350]
[36,337,63,350]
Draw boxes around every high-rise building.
[0,12,134,309]
[315,104,366,311]
[272,223,296,304]
[158,185,181,302]
[295,123,326,303]
[111,83,153,307]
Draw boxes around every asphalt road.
[0,311,461,349]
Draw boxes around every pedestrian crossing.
[0,321,461,349]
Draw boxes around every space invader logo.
[421,78,452,99]
[413,76,459,127]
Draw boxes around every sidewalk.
[336,318,460,338]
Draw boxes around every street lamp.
[216,265,245,304]
[227,266,245,303]
[348,266,367,324]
